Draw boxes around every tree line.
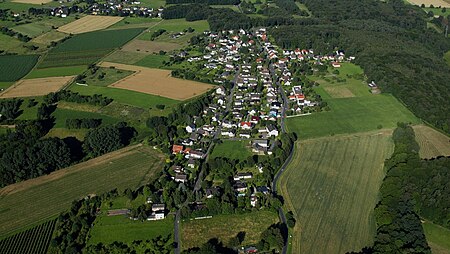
[166,0,240,5]
[66,118,102,129]
[44,90,113,107]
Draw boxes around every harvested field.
[99,62,214,100]
[12,0,52,4]
[0,76,75,98]
[279,131,394,254]
[323,86,355,98]
[413,124,450,159]
[406,0,450,7]
[121,39,180,54]
[58,15,124,34]
[32,30,67,45]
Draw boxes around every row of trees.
[0,26,31,42]
[44,90,113,107]
[166,0,240,5]
[0,98,23,122]
[66,118,102,129]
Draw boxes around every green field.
[0,220,55,253]
[39,28,144,68]
[88,215,174,245]
[135,54,171,69]
[210,140,252,160]
[423,221,450,254]
[138,19,210,41]
[12,16,77,37]
[0,55,39,81]
[0,145,165,237]
[181,210,279,250]
[0,33,26,54]
[52,108,119,128]
[279,132,394,254]
[103,50,148,65]
[25,66,87,79]
[0,82,13,90]
[84,67,134,87]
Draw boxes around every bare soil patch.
[12,0,51,4]
[121,39,180,54]
[58,16,124,34]
[407,0,450,7]
[0,76,75,98]
[324,86,355,98]
[99,62,215,100]
[413,124,450,159]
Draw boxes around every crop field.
[38,28,144,68]
[58,15,123,34]
[135,54,171,69]
[210,140,252,160]
[0,220,55,253]
[0,76,75,98]
[121,39,180,54]
[279,131,394,254]
[423,221,450,254]
[181,211,279,250]
[0,55,39,82]
[99,62,214,100]
[88,215,174,245]
[406,0,450,7]
[102,50,148,65]
[413,125,450,159]
[25,66,86,79]
[31,30,67,45]
[0,144,165,236]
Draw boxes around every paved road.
[174,210,181,254]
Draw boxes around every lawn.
[0,145,165,237]
[88,214,174,245]
[181,210,279,250]
[422,221,450,254]
[286,94,419,139]
[25,66,87,79]
[279,131,394,254]
[210,140,252,160]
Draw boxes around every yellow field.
[99,62,215,100]
[413,125,450,159]
[0,76,74,98]
[121,39,180,54]
[406,0,450,7]
[0,144,165,237]
[279,131,394,254]
[12,0,51,4]
[58,15,124,34]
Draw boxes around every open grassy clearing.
[181,211,278,250]
[279,131,394,254]
[210,4,241,12]
[0,144,165,237]
[0,55,39,82]
[99,62,214,100]
[25,66,86,79]
[58,15,123,34]
[84,67,135,87]
[413,124,450,159]
[423,221,450,254]
[88,214,174,245]
[102,50,148,65]
[108,17,162,29]
[286,94,419,139]
[0,82,14,90]
[12,16,77,37]
[0,76,74,98]
[210,140,252,160]
[15,97,43,120]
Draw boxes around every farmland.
[38,28,144,68]
[52,107,118,128]
[58,15,123,34]
[121,39,180,54]
[423,221,450,254]
[25,66,86,79]
[12,0,52,4]
[181,210,279,250]
[31,30,68,45]
[135,54,171,69]
[0,145,165,236]
[102,50,148,65]
[0,55,39,82]
[138,19,210,41]
[279,131,394,254]
[0,33,26,54]
[12,16,77,38]
[0,76,75,98]
[413,125,450,159]
[99,62,215,100]
[210,140,252,160]
[0,220,55,254]
[83,67,134,87]
[406,0,450,7]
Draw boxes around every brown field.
[32,30,68,45]
[0,76,75,98]
[413,124,450,159]
[323,86,355,98]
[58,16,123,34]
[98,62,215,100]
[121,39,180,54]
[406,0,450,7]
[12,0,51,4]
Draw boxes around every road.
[174,210,181,254]
[269,63,289,133]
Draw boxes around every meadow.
[422,221,450,254]
[102,50,149,65]
[413,124,450,159]
[138,19,210,41]
[83,67,134,87]
[135,54,171,68]
[12,16,77,37]
[0,55,39,81]
[25,66,86,79]
[210,140,252,160]
[181,210,279,250]
[279,131,394,254]
[0,220,55,254]
[38,28,144,68]
[0,145,165,237]
[52,107,119,128]
[0,33,26,54]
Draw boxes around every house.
[147,211,165,220]
[221,129,236,137]
[190,150,206,159]
[234,181,247,192]
[187,158,196,168]
[250,116,259,124]
[205,187,220,198]
[172,145,184,154]
[267,124,279,137]
[234,172,253,181]
[186,124,195,133]
[252,139,269,148]
[256,186,270,195]
[239,132,251,139]
[152,203,165,212]
[172,165,184,173]
[175,173,187,183]
[240,122,252,130]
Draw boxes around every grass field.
[121,39,180,54]
[0,145,165,237]
[39,28,144,68]
[0,33,26,54]
[0,82,13,90]
[135,54,171,69]
[88,214,174,245]
[102,50,148,65]
[210,140,252,160]
[0,76,74,98]
[84,67,134,87]
[181,211,279,250]
[0,55,39,81]
[279,131,394,254]
[413,124,450,159]
[138,19,210,41]
[31,30,68,45]
[52,107,118,128]
[12,17,77,37]
[25,66,86,79]
[423,221,450,254]
[45,128,88,140]
[58,15,123,34]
